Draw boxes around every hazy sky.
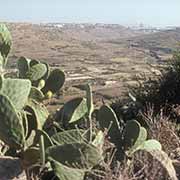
[1,0,180,27]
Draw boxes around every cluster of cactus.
[17,56,65,99]
[98,104,161,156]
[0,24,178,180]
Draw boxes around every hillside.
[6,23,180,103]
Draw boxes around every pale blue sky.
[1,0,180,27]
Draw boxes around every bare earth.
[6,23,180,109]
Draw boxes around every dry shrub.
[141,106,180,154]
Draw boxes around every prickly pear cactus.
[26,99,49,130]
[51,129,88,145]
[26,63,47,82]
[0,24,12,67]
[21,147,40,168]
[126,126,147,155]
[46,143,103,170]
[123,120,141,149]
[42,62,50,80]
[17,57,31,78]
[50,160,85,180]
[29,87,44,102]
[0,94,25,149]
[29,59,39,67]
[42,69,65,94]
[139,139,162,151]
[0,78,31,112]
[98,105,121,144]
[61,97,88,124]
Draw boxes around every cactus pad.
[29,87,44,102]
[42,69,65,94]
[51,129,88,145]
[46,143,103,169]
[17,57,30,78]
[26,100,49,129]
[0,94,25,149]
[62,97,88,124]
[123,120,141,149]
[50,159,85,180]
[98,105,121,144]
[26,63,47,82]
[0,78,31,112]
[0,24,12,60]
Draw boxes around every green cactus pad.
[98,105,121,144]
[0,94,25,149]
[42,69,65,94]
[29,87,44,102]
[46,143,103,169]
[21,111,29,139]
[33,129,53,149]
[26,63,47,82]
[140,139,162,151]
[62,97,88,124]
[17,57,31,78]
[126,126,147,155]
[26,100,49,130]
[29,59,39,67]
[50,159,85,180]
[42,62,50,80]
[0,24,12,60]
[0,78,31,112]
[51,129,88,145]
[123,120,141,149]
[27,100,49,129]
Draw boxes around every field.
[1,23,180,180]
[8,23,179,105]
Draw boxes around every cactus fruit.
[0,94,25,149]
[38,79,45,90]
[42,69,65,94]
[98,105,121,144]
[0,78,31,112]
[61,97,88,124]
[45,90,53,99]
